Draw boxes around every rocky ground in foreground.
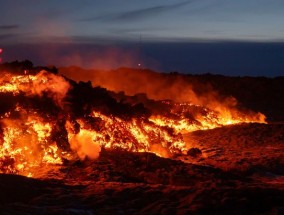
[183,123,284,175]
[1,123,283,215]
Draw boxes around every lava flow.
[0,62,266,177]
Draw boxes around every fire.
[0,71,70,106]
[149,101,265,133]
[0,110,65,176]
[0,69,70,176]
[0,68,185,176]
[66,111,185,159]
[0,64,266,177]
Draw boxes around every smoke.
[0,70,70,107]
[59,47,142,70]
[60,68,237,110]
[60,67,212,102]
[29,71,70,106]
[3,42,144,71]
[150,144,170,158]
[68,129,101,160]
[59,67,266,123]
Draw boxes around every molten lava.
[0,65,266,177]
[149,101,265,133]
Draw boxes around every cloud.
[80,0,192,22]
[0,34,20,41]
[0,25,20,41]
[0,25,20,30]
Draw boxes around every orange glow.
[0,68,266,177]
[0,114,64,176]
[66,111,186,159]
[0,71,70,106]
[0,70,71,176]
[149,102,266,133]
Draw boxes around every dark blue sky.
[1,0,284,76]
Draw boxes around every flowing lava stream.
[0,65,266,177]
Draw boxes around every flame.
[0,70,70,176]
[149,101,265,133]
[0,70,70,106]
[66,111,185,159]
[0,113,64,176]
[0,67,266,177]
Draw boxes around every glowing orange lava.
[0,68,266,177]
[149,102,266,133]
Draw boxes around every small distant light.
[138,63,141,67]
[0,48,2,63]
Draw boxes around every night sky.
[1,0,284,76]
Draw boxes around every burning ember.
[0,62,266,177]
